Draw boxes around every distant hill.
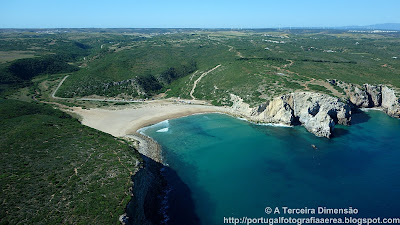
[280,23,400,31]
[338,23,400,31]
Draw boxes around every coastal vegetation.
[2,29,399,106]
[1,28,400,224]
[0,99,141,224]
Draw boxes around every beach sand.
[70,99,230,161]
[72,99,227,137]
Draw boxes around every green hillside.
[46,29,400,106]
[0,99,140,224]
[1,28,400,224]
[3,29,399,106]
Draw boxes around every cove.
[141,110,400,225]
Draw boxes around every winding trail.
[51,75,69,99]
[227,45,244,58]
[283,59,294,68]
[51,75,144,103]
[190,64,221,100]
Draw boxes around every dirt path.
[51,75,69,99]
[50,75,146,103]
[283,59,294,68]
[303,78,316,90]
[190,64,221,100]
[302,78,345,98]
[227,45,244,58]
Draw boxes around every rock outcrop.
[381,86,400,117]
[229,93,351,138]
[122,135,166,225]
[348,86,370,108]
[335,81,400,118]
[364,84,382,107]
[229,81,399,138]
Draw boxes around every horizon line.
[1,26,399,30]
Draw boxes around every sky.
[1,0,400,28]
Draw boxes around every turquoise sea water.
[142,110,400,225]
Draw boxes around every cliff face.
[122,135,165,225]
[337,82,400,118]
[229,82,399,138]
[381,86,400,117]
[122,155,165,225]
[229,92,351,138]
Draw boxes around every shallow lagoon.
[142,110,400,225]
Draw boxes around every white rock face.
[229,82,399,138]
[381,86,400,117]
[348,86,370,108]
[229,92,351,138]
[291,92,351,137]
[229,94,253,117]
[255,95,295,124]
[341,82,400,118]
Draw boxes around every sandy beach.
[72,99,227,137]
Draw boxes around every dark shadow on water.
[331,127,350,138]
[351,110,371,125]
[125,154,201,225]
[163,166,201,225]
[162,146,216,225]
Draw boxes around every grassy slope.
[0,99,140,225]
[1,29,399,224]
[52,30,400,106]
[57,33,232,98]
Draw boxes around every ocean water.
[142,110,400,225]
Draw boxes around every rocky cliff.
[122,156,165,225]
[121,134,166,225]
[229,82,399,138]
[335,82,400,118]
[229,92,351,138]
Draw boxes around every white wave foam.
[360,108,383,112]
[226,114,292,128]
[138,120,170,134]
[258,123,293,128]
[156,127,169,133]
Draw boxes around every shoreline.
[71,99,229,166]
[72,100,227,138]
[127,107,225,134]
[70,96,398,225]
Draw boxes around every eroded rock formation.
[229,92,351,138]
[336,81,400,118]
[229,82,399,138]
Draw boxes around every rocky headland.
[228,82,399,138]
[335,81,400,118]
[229,92,351,138]
[113,82,399,225]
